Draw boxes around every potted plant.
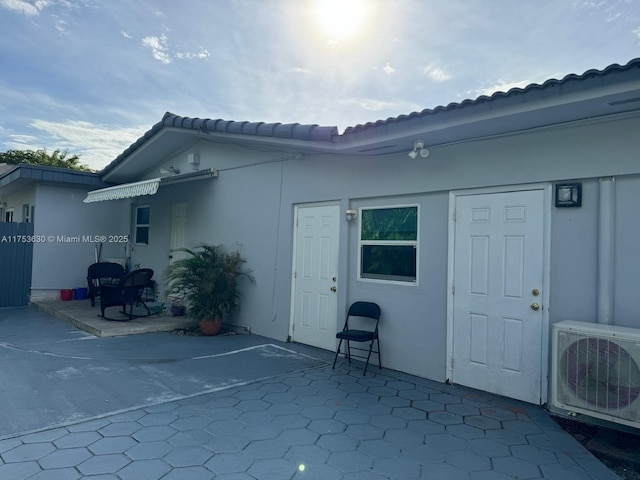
[164,244,255,336]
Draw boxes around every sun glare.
[313,0,371,43]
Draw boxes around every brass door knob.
[330,286,337,292]
[531,303,540,311]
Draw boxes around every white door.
[169,202,188,264]
[291,204,340,351]
[451,190,544,404]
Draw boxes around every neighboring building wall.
[124,112,640,382]
[30,184,123,299]
[1,185,36,222]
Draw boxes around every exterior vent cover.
[552,320,640,429]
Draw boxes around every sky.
[0,0,638,171]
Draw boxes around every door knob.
[530,303,540,311]
[330,286,337,292]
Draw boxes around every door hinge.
[451,285,455,295]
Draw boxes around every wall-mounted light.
[408,140,429,159]
[159,165,180,175]
[555,183,582,207]
[346,209,357,222]
[187,153,200,170]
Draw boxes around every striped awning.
[83,178,160,203]
[83,168,218,203]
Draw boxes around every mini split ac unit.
[552,320,640,429]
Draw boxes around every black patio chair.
[99,268,154,321]
[87,262,125,307]
[332,301,381,376]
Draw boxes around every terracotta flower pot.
[199,319,223,336]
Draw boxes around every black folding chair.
[87,262,125,307]
[99,268,154,321]
[332,301,381,376]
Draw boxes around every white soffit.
[83,178,160,203]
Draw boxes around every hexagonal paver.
[292,463,343,479]
[406,419,445,435]
[171,415,211,431]
[316,434,358,452]
[277,428,319,445]
[285,444,331,465]
[168,429,214,447]
[422,433,466,452]
[446,423,485,440]
[492,456,542,479]
[467,438,511,457]
[412,399,445,412]
[328,450,373,473]
[20,428,68,444]
[248,458,297,478]
[54,431,101,449]
[125,440,174,460]
[345,423,384,440]
[77,453,131,475]
[480,407,518,421]
[430,393,462,404]
[357,439,401,459]
[99,421,141,437]
[205,433,250,453]
[2,442,55,462]
[430,411,463,425]
[161,465,215,480]
[464,415,502,430]
[418,462,468,480]
[383,428,424,446]
[334,409,370,425]
[38,447,92,469]
[446,402,481,416]
[272,414,310,430]
[503,419,543,435]
[118,458,171,480]
[205,451,254,474]
[164,446,213,467]
[137,412,178,426]
[301,406,335,420]
[512,444,558,464]
[308,419,346,435]
[263,392,297,404]
[401,444,446,465]
[447,450,492,472]
[244,439,290,459]
[132,425,177,442]
[373,456,421,479]
[88,436,138,455]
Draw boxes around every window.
[134,205,150,245]
[5,209,14,222]
[359,205,418,283]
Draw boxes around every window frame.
[357,204,419,285]
[134,205,150,245]
[5,208,14,223]
[22,204,33,223]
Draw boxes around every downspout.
[597,177,615,325]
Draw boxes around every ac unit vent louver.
[552,321,640,429]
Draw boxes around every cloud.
[121,30,132,39]
[142,34,171,64]
[423,64,451,82]
[3,119,149,170]
[634,26,640,39]
[141,34,211,64]
[0,0,51,15]
[383,62,395,74]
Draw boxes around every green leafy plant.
[164,244,255,321]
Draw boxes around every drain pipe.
[597,177,615,325]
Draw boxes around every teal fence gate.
[0,222,34,307]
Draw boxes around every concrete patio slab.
[31,299,198,337]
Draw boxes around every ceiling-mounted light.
[408,140,429,159]
[159,165,180,175]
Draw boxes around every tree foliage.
[0,149,92,171]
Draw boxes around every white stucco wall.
[123,112,640,385]
[29,184,123,299]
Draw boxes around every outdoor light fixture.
[346,209,357,221]
[408,140,429,159]
[159,165,180,175]
[555,183,582,207]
